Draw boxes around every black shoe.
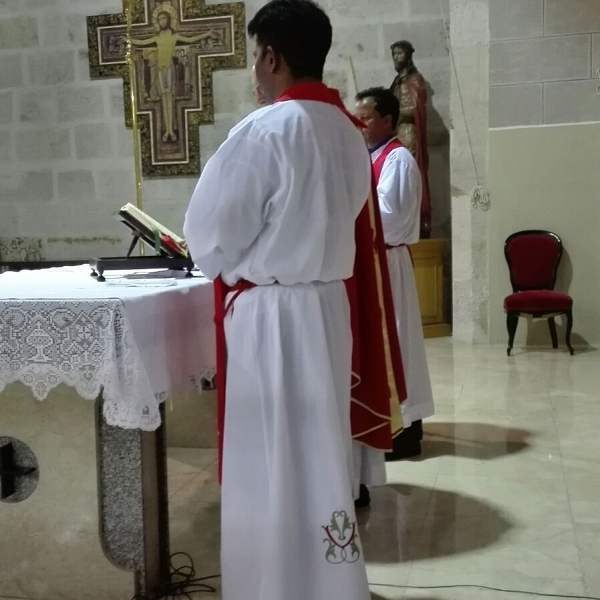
[354,484,371,509]
[385,425,422,461]
[414,420,424,441]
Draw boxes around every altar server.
[355,87,434,458]
[183,2,372,599]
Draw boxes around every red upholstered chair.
[504,230,574,356]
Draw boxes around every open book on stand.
[90,203,195,281]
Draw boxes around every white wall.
[488,122,600,347]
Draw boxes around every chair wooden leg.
[548,317,558,349]
[507,311,519,356]
[565,310,574,355]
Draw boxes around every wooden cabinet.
[409,238,451,338]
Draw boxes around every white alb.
[184,98,372,600]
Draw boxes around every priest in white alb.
[183,1,374,598]
[355,87,435,459]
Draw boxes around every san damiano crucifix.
[87,0,246,177]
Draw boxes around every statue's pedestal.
[410,238,452,338]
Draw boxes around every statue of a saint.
[390,41,431,239]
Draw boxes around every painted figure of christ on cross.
[128,8,219,143]
[88,0,246,177]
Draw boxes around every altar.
[0,266,215,600]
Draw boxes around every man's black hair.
[391,40,415,61]
[356,87,400,130]
[247,0,332,81]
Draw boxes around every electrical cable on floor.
[128,552,600,600]
[131,552,220,600]
[372,582,600,600]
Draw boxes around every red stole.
[213,279,227,481]
[373,137,403,179]
[348,181,407,448]
[213,82,407,480]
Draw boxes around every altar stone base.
[0,384,172,600]
[0,384,134,599]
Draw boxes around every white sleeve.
[183,122,277,280]
[376,149,421,244]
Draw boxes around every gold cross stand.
[125,0,145,255]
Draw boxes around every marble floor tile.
[164,338,600,600]
[564,474,600,524]
[432,473,572,522]
[361,486,434,566]
[435,447,563,481]
[402,573,587,599]
[558,439,600,463]
[561,456,600,478]
[167,448,217,499]
[571,524,600,596]
[370,585,405,599]
[168,447,218,474]
[445,401,557,424]
[168,472,200,499]
[550,395,600,419]
[406,556,587,594]
[169,466,221,587]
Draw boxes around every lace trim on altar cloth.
[0,300,214,431]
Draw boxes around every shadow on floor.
[410,422,532,461]
[359,483,513,564]
[169,469,221,584]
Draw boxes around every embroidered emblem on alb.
[322,510,361,564]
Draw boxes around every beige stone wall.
[449,0,490,342]
[486,0,600,346]
[490,0,600,128]
[488,123,600,345]
[451,0,600,343]
[0,0,450,263]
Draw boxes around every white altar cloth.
[0,265,215,430]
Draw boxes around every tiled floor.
[167,338,600,599]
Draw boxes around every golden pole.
[125,0,145,255]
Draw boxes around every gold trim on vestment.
[365,191,403,436]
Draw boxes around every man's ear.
[384,114,393,130]
[265,45,280,74]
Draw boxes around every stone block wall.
[449,0,490,342]
[490,0,600,128]
[0,0,450,262]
